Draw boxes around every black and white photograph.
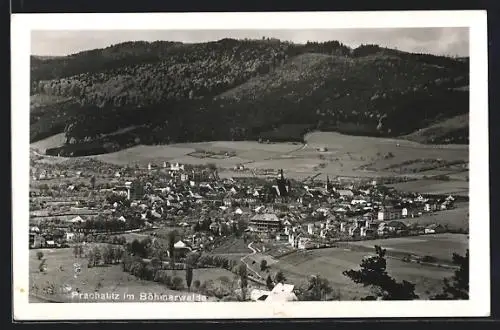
[12,11,489,320]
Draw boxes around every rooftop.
[251,213,280,222]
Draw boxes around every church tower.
[325,175,333,192]
[276,169,290,197]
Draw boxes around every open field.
[31,133,66,154]
[212,237,253,254]
[31,132,468,187]
[29,248,218,303]
[402,203,469,231]
[387,179,469,196]
[271,247,455,300]
[346,233,468,262]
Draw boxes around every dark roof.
[386,220,407,228]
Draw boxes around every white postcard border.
[12,10,489,320]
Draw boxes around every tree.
[113,246,124,263]
[150,257,162,271]
[93,246,102,266]
[275,271,286,284]
[266,275,274,290]
[343,245,419,300]
[38,259,47,273]
[37,251,44,260]
[130,260,145,278]
[185,251,201,268]
[87,249,95,268]
[238,263,248,301]
[172,276,184,290]
[260,259,268,271]
[296,275,335,301]
[186,266,194,291]
[130,239,146,258]
[432,249,469,300]
[167,231,177,268]
[90,176,96,190]
[103,245,115,264]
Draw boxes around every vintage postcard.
[12,10,489,320]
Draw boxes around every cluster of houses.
[31,167,86,181]
[29,159,458,252]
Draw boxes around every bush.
[171,276,185,290]
[154,270,172,287]
[36,251,44,260]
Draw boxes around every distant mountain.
[29,39,469,156]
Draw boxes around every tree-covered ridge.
[30,38,469,156]
[31,39,301,105]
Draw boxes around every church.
[274,169,291,197]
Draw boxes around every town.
[29,153,468,302]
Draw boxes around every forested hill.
[30,38,469,157]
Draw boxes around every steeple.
[276,169,290,197]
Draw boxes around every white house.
[66,232,76,241]
[298,237,311,250]
[307,223,315,235]
[424,224,445,234]
[170,163,184,171]
[250,283,298,302]
[337,190,354,198]
[415,195,427,203]
[377,208,399,221]
[351,199,367,205]
[267,283,298,302]
[70,216,85,223]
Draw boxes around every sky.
[31,28,469,57]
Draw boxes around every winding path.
[240,242,264,281]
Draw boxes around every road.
[240,242,264,281]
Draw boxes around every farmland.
[345,233,469,262]
[33,131,464,185]
[387,179,468,196]
[269,245,457,300]
[31,130,469,191]
[401,202,469,231]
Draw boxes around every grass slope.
[404,114,469,144]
